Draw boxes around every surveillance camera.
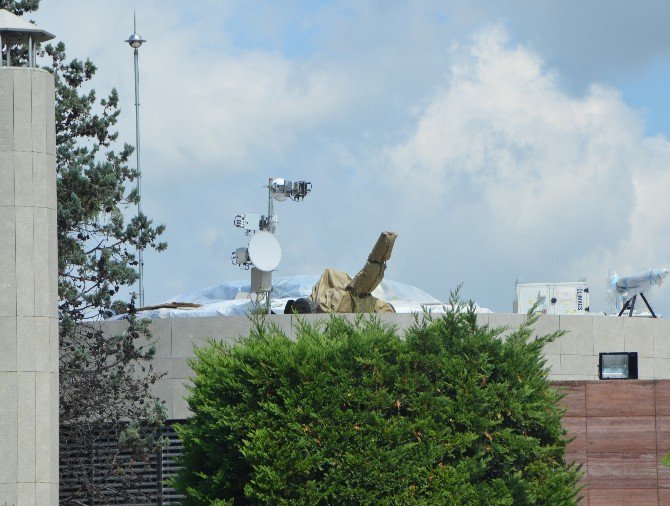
[291,181,311,201]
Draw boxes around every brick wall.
[558,380,670,505]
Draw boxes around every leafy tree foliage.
[2,1,168,502]
[0,0,38,16]
[49,38,166,321]
[58,314,167,504]
[174,300,582,504]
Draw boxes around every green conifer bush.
[174,300,581,504]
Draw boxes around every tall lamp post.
[126,13,146,307]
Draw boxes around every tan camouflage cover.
[310,231,398,313]
[347,231,397,296]
[310,269,394,313]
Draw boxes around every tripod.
[618,292,657,318]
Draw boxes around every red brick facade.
[556,380,670,505]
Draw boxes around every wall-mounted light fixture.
[599,352,638,380]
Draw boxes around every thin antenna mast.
[125,12,146,306]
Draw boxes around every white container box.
[514,281,590,315]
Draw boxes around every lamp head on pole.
[126,32,145,49]
[125,12,145,49]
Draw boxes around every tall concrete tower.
[0,10,58,505]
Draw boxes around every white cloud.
[142,49,351,176]
[198,227,219,248]
[384,27,670,311]
[34,1,355,178]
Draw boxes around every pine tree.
[2,1,168,502]
[174,300,582,504]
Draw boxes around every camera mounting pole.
[232,177,312,313]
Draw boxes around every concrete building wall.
[99,313,670,420]
[0,68,58,505]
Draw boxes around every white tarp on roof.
[112,276,492,319]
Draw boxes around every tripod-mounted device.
[610,269,669,318]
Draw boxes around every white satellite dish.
[247,231,282,272]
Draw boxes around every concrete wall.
[0,68,58,505]
[483,313,670,382]
[99,313,670,420]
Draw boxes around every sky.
[32,0,670,314]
